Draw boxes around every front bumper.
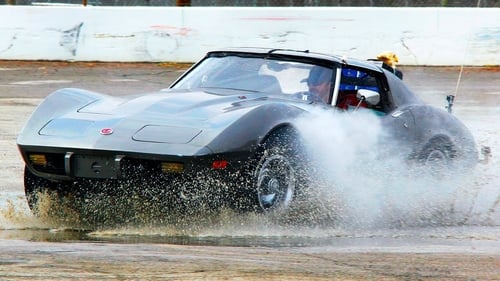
[19,145,253,183]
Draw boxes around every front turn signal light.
[161,162,184,173]
[29,154,47,166]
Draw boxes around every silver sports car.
[17,48,478,223]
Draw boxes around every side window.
[339,68,379,92]
[336,67,388,114]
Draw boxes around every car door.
[334,65,418,156]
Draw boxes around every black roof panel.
[209,47,383,73]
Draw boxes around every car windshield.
[171,55,330,96]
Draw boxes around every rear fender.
[409,105,478,165]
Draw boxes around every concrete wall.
[0,6,498,65]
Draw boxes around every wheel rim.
[424,149,451,177]
[256,154,296,211]
[425,149,448,167]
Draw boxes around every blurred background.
[1,0,499,7]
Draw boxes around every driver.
[303,66,333,103]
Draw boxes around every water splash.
[1,108,498,241]
[294,108,498,229]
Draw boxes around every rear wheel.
[418,138,456,177]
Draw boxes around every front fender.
[17,88,106,145]
[207,103,306,154]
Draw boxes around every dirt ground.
[0,238,498,281]
[0,61,498,280]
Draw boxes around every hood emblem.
[100,128,114,135]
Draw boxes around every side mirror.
[357,89,380,105]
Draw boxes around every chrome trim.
[331,67,342,106]
[114,155,125,179]
[64,152,74,176]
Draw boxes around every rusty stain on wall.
[94,34,136,38]
[150,25,192,36]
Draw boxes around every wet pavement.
[0,61,498,280]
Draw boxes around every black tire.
[253,127,309,213]
[24,166,51,215]
[417,138,456,176]
[24,166,78,221]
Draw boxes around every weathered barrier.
[0,6,498,65]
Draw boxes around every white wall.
[0,6,498,65]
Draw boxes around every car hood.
[78,90,267,122]
[20,89,301,156]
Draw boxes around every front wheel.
[24,167,79,222]
[253,127,309,213]
[256,153,296,211]
[24,166,52,215]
